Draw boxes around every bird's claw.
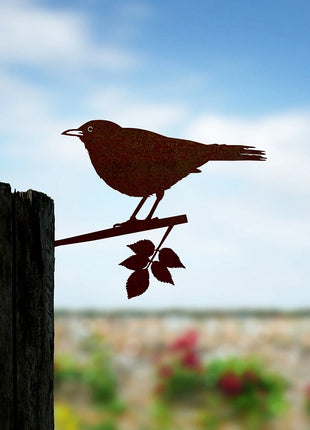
[113,218,141,228]
[113,217,158,229]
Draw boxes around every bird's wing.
[120,127,207,170]
[120,127,266,165]
[89,124,267,197]
[113,127,266,195]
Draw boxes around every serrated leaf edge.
[119,255,149,270]
[158,247,185,268]
[126,269,150,299]
[127,239,155,257]
[151,261,174,285]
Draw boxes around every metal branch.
[55,214,188,247]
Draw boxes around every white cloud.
[0,76,189,166]
[185,111,310,195]
[87,86,188,132]
[0,72,85,167]
[198,196,309,251]
[0,3,139,70]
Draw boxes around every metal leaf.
[151,261,174,284]
[158,248,185,268]
[127,239,155,257]
[126,269,150,299]
[119,255,149,270]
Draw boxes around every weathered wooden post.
[0,182,54,429]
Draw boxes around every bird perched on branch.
[62,120,266,222]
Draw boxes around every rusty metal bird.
[62,120,266,222]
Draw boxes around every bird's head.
[61,120,121,145]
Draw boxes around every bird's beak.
[61,128,83,137]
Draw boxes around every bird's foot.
[113,218,141,229]
[113,216,159,228]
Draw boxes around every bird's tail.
[205,144,266,161]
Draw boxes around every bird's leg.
[130,196,148,220]
[113,193,163,228]
[113,196,148,228]
[146,191,164,220]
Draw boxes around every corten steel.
[61,120,266,225]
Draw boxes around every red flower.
[181,350,201,370]
[218,371,243,396]
[170,330,198,351]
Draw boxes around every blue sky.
[1,0,310,309]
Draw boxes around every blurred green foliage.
[55,334,124,429]
[205,357,288,414]
[153,330,289,429]
[200,357,288,429]
[54,328,296,430]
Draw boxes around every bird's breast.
[85,141,153,197]
[84,135,201,197]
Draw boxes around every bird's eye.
[87,126,94,133]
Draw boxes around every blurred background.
[1,0,310,428]
[54,310,310,429]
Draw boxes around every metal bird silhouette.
[62,120,266,222]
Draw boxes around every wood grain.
[0,183,54,429]
[0,183,14,429]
